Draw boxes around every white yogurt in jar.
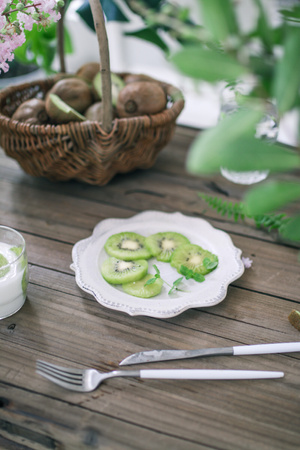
[0,242,28,319]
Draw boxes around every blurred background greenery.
[3,0,300,245]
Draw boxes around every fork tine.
[36,369,85,392]
[36,360,84,390]
[36,360,83,377]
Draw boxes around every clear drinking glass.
[0,226,28,319]
[219,83,278,185]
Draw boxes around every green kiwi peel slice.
[0,253,9,278]
[171,244,218,276]
[145,231,190,262]
[123,273,163,298]
[104,232,152,261]
[93,72,125,106]
[101,257,148,285]
[47,94,86,123]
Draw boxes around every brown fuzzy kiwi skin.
[46,78,93,114]
[76,62,100,83]
[288,309,300,331]
[124,73,158,84]
[85,101,103,121]
[11,98,49,125]
[85,101,117,122]
[116,81,167,118]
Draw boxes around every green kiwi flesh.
[93,72,125,106]
[101,257,148,284]
[145,231,190,262]
[46,94,86,123]
[171,244,218,276]
[123,274,163,298]
[104,232,152,260]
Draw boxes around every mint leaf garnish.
[203,257,218,270]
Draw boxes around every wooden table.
[0,126,299,450]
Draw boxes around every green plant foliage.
[199,193,290,233]
[244,181,300,215]
[171,45,247,82]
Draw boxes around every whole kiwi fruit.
[84,101,103,121]
[46,78,93,114]
[116,81,167,118]
[11,98,49,125]
[124,73,158,84]
[76,62,100,83]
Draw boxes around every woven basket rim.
[0,74,185,136]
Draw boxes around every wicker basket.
[0,0,184,185]
[0,74,184,185]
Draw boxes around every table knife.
[119,342,300,366]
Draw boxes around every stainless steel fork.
[36,360,284,392]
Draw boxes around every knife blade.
[119,342,300,366]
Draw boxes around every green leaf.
[272,26,300,115]
[171,45,247,82]
[144,277,157,286]
[193,273,205,283]
[280,214,300,241]
[76,0,129,31]
[253,0,273,52]
[186,107,264,174]
[125,28,169,54]
[245,181,300,215]
[198,0,238,41]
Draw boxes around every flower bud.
[16,3,25,10]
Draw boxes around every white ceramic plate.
[71,211,244,318]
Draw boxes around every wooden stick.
[89,0,113,133]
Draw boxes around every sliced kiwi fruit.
[47,78,93,114]
[100,257,148,285]
[104,232,152,260]
[45,94,86,124]
[93,72,125,106]
[171,244,218,276]
[0,253,9,278]
[123,273,163,298]
[12,98,49,125]
[116,81,167,118]
[145,232,190,262]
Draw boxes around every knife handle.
[233,342,300,356]
[139,369,284,380]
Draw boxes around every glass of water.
[219,82,278,185]
[0,226,28,319]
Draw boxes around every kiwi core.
[116,260,134,272]
[188,254,202,265]
[160,238,175,251]
[120,239,141,251]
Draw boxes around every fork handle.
[139,369,284,380]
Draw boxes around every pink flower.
[0,0,62,73]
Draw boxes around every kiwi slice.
[101,257,148,285]
[171,244,218,276]
[123,274,163,298]
[145,232,190,262]
[45,94,86,124]
[0,253,9,278]
[104,232,152,260]
[93,72,125,106]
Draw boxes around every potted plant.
[0,0,184,185]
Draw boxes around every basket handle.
[89,0,113,133]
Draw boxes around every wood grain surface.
[0,126,300,450]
